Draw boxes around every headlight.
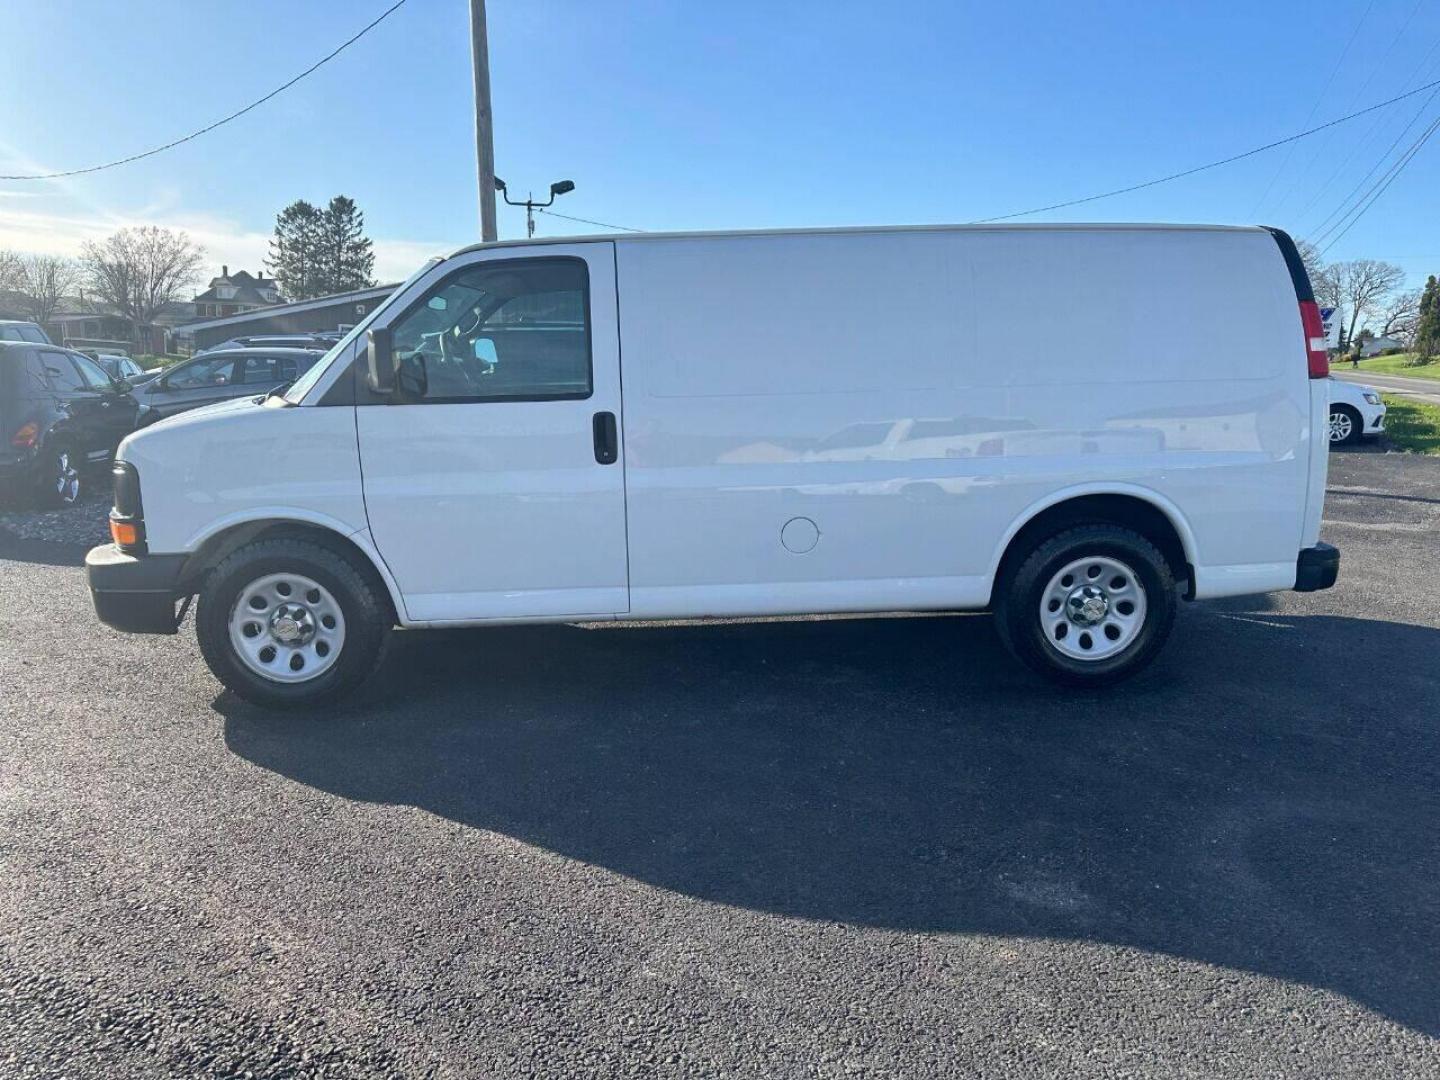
[1363,392,1381,405]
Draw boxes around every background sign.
[1320,307,1340,349]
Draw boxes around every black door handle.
[592,411,618,465]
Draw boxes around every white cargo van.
[87,224,1339,707]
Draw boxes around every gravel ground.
[1,450,1438,1078]
[0,487,109,547]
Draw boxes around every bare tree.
[1377,288,1421,345]
[1295,239,1327,294]
[17,254,80,326]
[0,249,23,293]
[1329,259,1406,353]
[80,226,204,348]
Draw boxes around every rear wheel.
[1328,404,1362,446]
[196,538,389,708]
[995,524,1177,686]
[34,445,81,508]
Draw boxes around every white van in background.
[86,224,1338,707]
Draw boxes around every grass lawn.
[1381,395,1440,454]
[1350,353,1440,381]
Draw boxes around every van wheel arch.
[990,494,1193,606]
[180,521,398,626]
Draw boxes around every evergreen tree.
[1415,275,1440,359]
[267,200,323,300]
[318,195,375,296]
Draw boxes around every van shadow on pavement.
[221,607,1440,1034]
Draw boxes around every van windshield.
[284,257,442,404]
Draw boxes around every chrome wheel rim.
[228,572,345,683]
[1040,555,1147,661]
[1329,410,1353,442]
[54,451,79,504]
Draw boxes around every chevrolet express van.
[86,224,1339,707]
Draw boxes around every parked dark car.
[0,341,139,506]
[0,320,52,345]
[134,348,324,426]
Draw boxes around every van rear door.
[356,243,629,623]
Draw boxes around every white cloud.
[0,204,448,285]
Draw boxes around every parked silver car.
[133,348,324,426]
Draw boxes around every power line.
[1267,0,1423,220]
[1312,102,1440,247]
[969,74,1440,224]
[1318,112,1440,255]
[1249,0,1376,218]
[0,0,409,181]
[536,207,645,232]
[1289,34,1440,228]
[1307,84,1440,242]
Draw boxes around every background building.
[174,283,398,352]
[191,267,285,320]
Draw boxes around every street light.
[493,177,576,238]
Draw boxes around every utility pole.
[470,0,497,242]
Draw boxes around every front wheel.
[995,524,1177,687]
[196,538,390,708]
[1328,404,1362,446]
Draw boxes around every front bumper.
[86,544,188,634]
[1294,542,1340,592]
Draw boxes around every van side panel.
[118,400,369,555]
[615,227,1310,618]
[967,227,1309,600]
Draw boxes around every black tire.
[33,444,81,508]
[196,538,390,709]
[1328,404,1363,446]
[995,524,1177,687]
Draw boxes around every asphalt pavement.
[2,451,1438,1078]
[1333,367,1440,407]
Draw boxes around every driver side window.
[389,257,591,403]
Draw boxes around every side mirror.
[367,327,396,393]
[114,378,132,393]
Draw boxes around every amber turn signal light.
[110,520,140,548]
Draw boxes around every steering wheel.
[454,306,484,338]
[434,327,486,392]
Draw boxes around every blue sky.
[2,0,1439,286]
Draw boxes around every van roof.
[449,221,1267,259]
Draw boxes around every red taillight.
[10,422,38,448]
[1299,300,1329,379]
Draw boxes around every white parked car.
[86,223,1339,707]
[1327,377,1385,445]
